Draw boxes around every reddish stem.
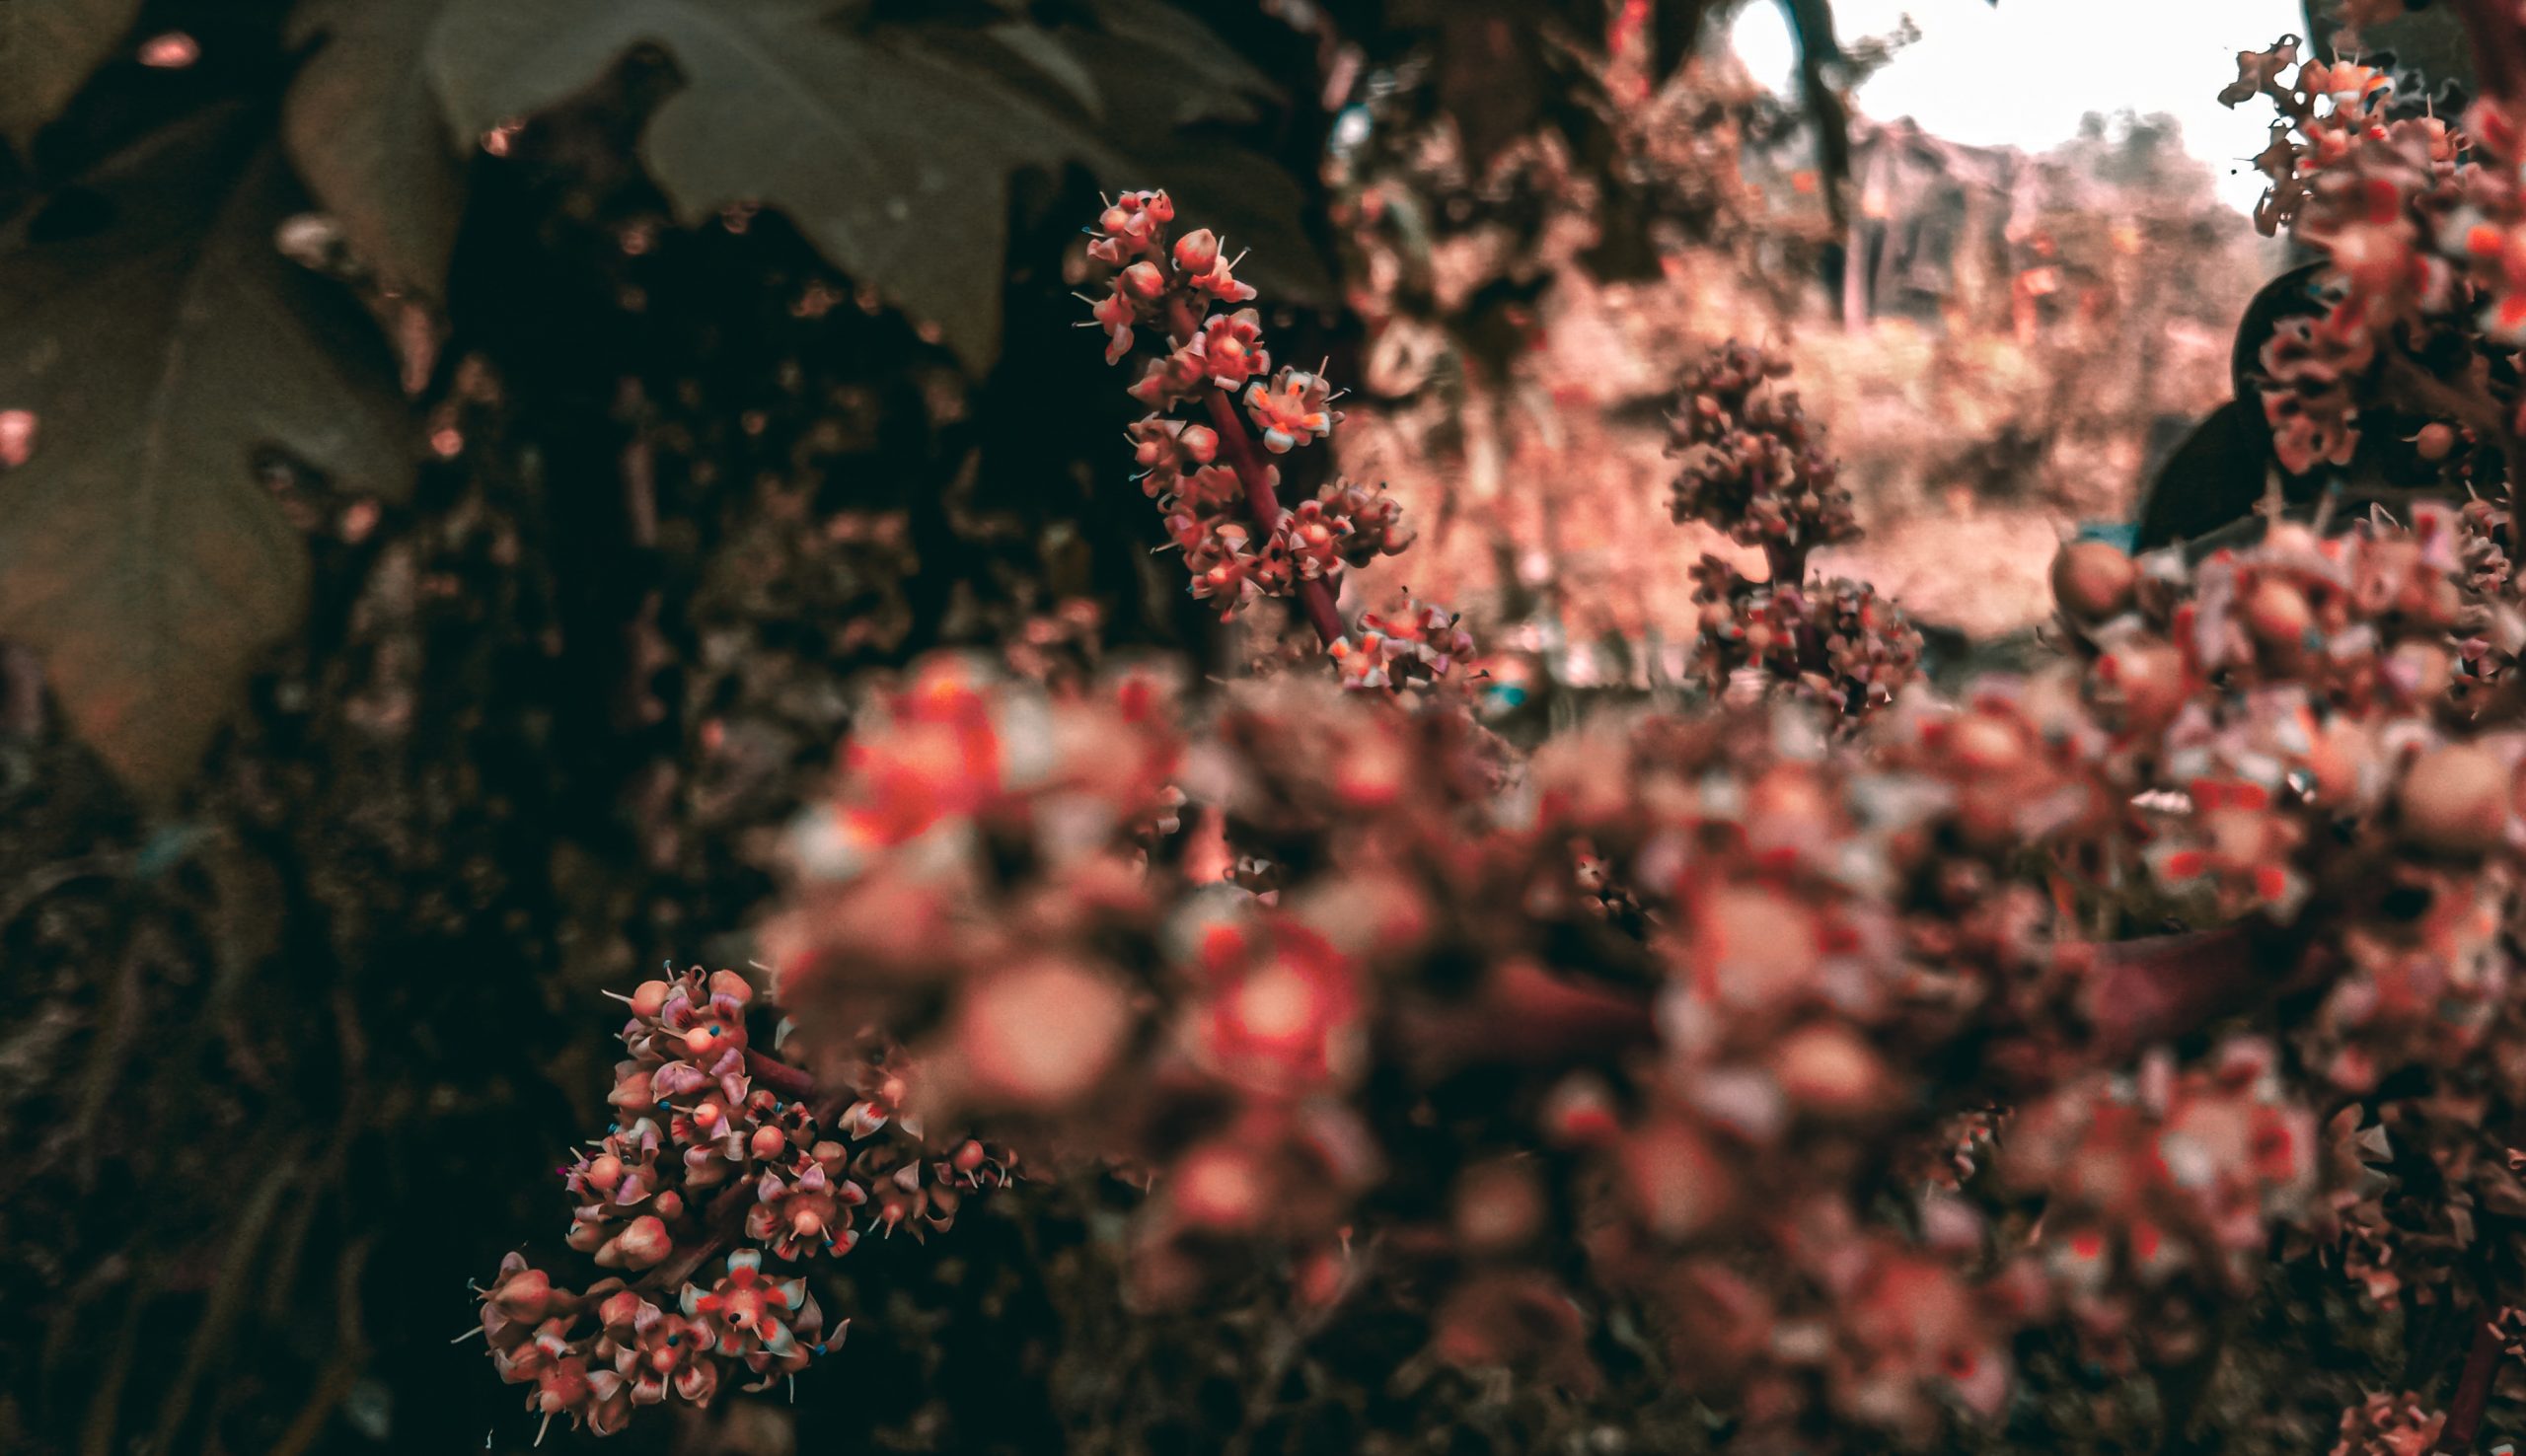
[743,1047,821,1102]
[2075,920,2305,1062]
[1762,539,1807,589]
[1162,297,1348,647]
[2446,0,2526,531]
[2439,1312,2505,1453]
[645,1177,759,1295]
[2455,0,2526,116]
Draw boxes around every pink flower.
[683,1249,815,1366]
[1187,918,1363,1095]
[1177,228,1257,303]
[1085,189,1174,266]
[620,1302,718,1406]
[1242,368,1341,453]
[1193,309,1270,391]
[745,1154,868,1261]
[1090,284,1138,364]
[1128,345,1208,410]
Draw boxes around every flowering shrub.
[2220,27,2523,482]
[738,478,2526,1447]
[1670,340,1922,717]
[488,107,2526,1446]
[1087,189,1411,644]
[466,962,1015,1438]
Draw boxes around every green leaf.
[283,0,468,308]
[1046,2,1328,302]
[1075,0,1276,120]
[0,0,146,156]
[0,111,409,800]
[1135,140,1332,306]
[977,20,1103,118]
[424,0,1325,366]
[425,0,1124,369]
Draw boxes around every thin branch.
[2076,920,2308,1063]
[2437,1311,2504,1453]
[743,1047,820,1102]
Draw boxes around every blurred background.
[0,0,2446,1451]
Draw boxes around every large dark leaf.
[0,111,408,800]
[284,0,466,310]
[425,0,1126,369]
[1128,140,1333,305]
[1074,0,1276,123]
[424,0,1325,367]
[0,0,144,155]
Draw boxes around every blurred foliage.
[0,0,1332,1451]
[0,1,2453,1453]
[0,109,407,794]
[0,0,1330,802]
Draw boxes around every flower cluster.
[1085,190,1417,633]
[1688,554,1922,718]
[2001,1042,2320,1307]
[493,135,2526,1444]
[500,491,2526,1446]
[1669,342,1918,718]
[2222,36,2526,473]
[468,962,1012,1438]
[1666,339,1858,577]
[2329,1390,2446,1456]
[1325,590,1476,691]
[2260,309,2377,474]
[745,469,2526,1445]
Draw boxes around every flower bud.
[1173,228,1221,274]
[1452,1160,1545,1256]
[1775,1023,1888,1117]
[607,1064,655,1114]
[490,1263,555,1321]
[680,1021,738,1057]
[599,1215,673,1271]
[956,957,1133,1108]
[2049,540,2136,620]
[2244,576,2313,653]
[1619,1118,1731,1241]
[597,1287,648,1334]
[1171,1141,1267,1231]
[2399,743,2511,855]
[1121,260,1167,301]
[2098,641,2187,729]
[1946,711,2026,777]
